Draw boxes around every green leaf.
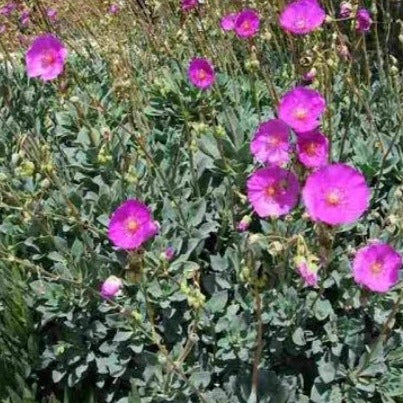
[206,291,228,313]
[292,327,306,346]
[318,362,336,384]
[190,371,211,388]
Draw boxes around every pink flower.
[108,4,120,14]
[25,34,68,81]
[296,131,329,168]
[220,13,237,31]
[108,199,158,250]
[296,259,318,286]
[0,2,16,16]
[237,215,251,232]
[353,243,401,293]
[46,8,58,22]
[188,58,215,89]
[339,1,352,18]
[302,68,316,83]
[278,86,326,133]
[20,10,30,26]
[234,9,260,39]
[247,166,300,217]
[164,246,175,261]
[356,8,371,33]
[302,163,370,225]
[279,0,326,35]
[250,119,291,165]
[101,276,123,299]
[0,24,6,34]
[182,0,198,12]
[338,43,350,60]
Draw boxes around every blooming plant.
[279,0,326,35]
[0,0,402,402]
[25,34,68,81]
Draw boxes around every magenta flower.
[296,259,318,286]
[302,69,316,83]
[46,8,58,22]
[237,215,251,232]
[220,13,237,31]
[188,58,215,89]
[25,34,68,81]
[182,0,198,12]
[0,2,16,16]
[296,131,329,168]
[278,86,326,133]
[356,8,371,33]
[247,167,300,217]
[250,119,291,166]
[353,243,401,293]
[279,0,326,35]
[164,246,175,261]
[108,199,158,250]
[234,9,260,39]
[108,4,120,14]
[339,1,352,18]
[302,163,370,225]
[20,10,30,26]
[0,25,6,34]
[101,276,123,299]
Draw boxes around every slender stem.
[250,290,263,402]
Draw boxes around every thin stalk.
[250,290,263,402]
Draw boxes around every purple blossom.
[339,1,352,18]
[296,131,329,168]
[234,9,260,39]
[164,246,175,261]
[220,13,238,31]
[108,199,159,250]
[247,166,300,218]
[302,163,370,225]
[237,216,251,232]
[108,4,120,14]
[356,8,371,33]
[278,86,326,133]
[353,242,401,293]
[181,0,198,12]
[279,0,326,35]
[0,2,16,16]
[101,276,123,299]
[46,8,58,22]
[188,58,216,89]
[20,10,31,27]
[250,119,291,166]
[25,34,68,81]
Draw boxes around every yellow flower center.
[265,185,277,197]
[41,51,56,67]
[325,190,341,206]
[296,18,306,29]
[370,261,383,275]
[197,69,207,81]
[268,135,281,146]
[294,108,308,120]
[304,142,318,156]
[126,219,139,233]
[242,20,251,31]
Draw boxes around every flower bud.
[163,246,175,261]
[100,276,123,299]
[339,1,352,18]
[237,215,251,232]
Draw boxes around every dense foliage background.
[0,0,402,402]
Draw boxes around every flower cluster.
[20,0,398,302]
